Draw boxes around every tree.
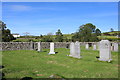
[72,23,101,42]
[0,21,15,42]
[55,29,63,42]
[95,28,101,36]
[110,28,114,32]
[41,32,53,42]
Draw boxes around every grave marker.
[37,42,41,52]
[48,42,55,54]
[98,40,112,62]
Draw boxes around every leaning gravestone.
[48,42,55,54]
[98,40,112,62]
[86,43,89,49]
[69,41,81,59]
[37,42,41,52]
[113,43,118,52]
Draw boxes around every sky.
[2,2,118,36]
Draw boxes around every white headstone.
[74,41,81,58]
[93,44,97,50]
[69,41,81,59]
[48,42,55,54]
[111,43,114,51]
[113,43,118,52]
[86,43,89,49]
[98,40,112,61]
[69,42,75,57]
[37,42,41,52]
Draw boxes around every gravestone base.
[73,55,82,59]
[69,54,73,57]
[98,58,112,62]
[48,52,55,55]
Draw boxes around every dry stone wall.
[0,42,119,51]
[1,42,71,51]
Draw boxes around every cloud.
[10,5,32,11]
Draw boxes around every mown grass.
[1,46,118,78]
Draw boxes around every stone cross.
[48,42,55,54]
[86,43,89,49]
[37,42,41,52]
[98,40,112,62]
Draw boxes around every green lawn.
[1,47,118,78]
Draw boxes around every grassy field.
[1,47,118,78]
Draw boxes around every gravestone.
[74,41,81,58]
[30,41,34,50]
[98,40,112,62]
[93,44,97,50]
[69,42,75,57]
[111,43,114,51]
[48,42,55,54]
[113,43,118,52]
[86,43,89,49]
[37,42,41,52]
[69,41,81,59]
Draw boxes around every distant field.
[1,47,118,78]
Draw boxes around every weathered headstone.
[74,41,81,58]
[86,43,89,49]
[113,43,118,52]
[69,41,81,59]
[111,43,114,51]
[30,41,34,50]
[93,44,97,50]
[37,42,41,52]
[69,42,75,57]
[98,40,112,62]
[48,42,55,54]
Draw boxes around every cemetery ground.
[1,46,118,78]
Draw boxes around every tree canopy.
[55,29,63,42]
[72,23,101,42]
[0,21,15,42]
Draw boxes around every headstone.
[74,41,81,58]
[69,41,81,59]
[37,42,41,52]
[111,43,114,51]
[93,44,97,50]
[30,41,33,50]
[113,43,118,52]
[98,40,112,62]
[48,42,55,54]
[86,43,89,49]
[69,42,75,57]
